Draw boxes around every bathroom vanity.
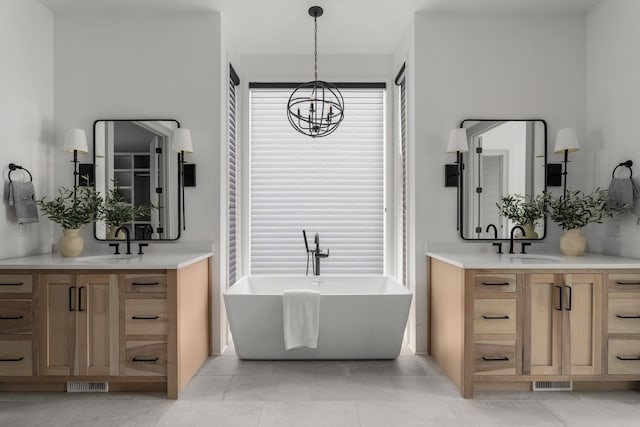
[0,252,211,399]
[428,251,640,398]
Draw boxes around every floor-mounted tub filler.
[224,276,412,360]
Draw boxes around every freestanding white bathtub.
[223,276,412,360]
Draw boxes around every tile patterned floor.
[2,345,640,426]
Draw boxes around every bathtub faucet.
[303,230,330,276]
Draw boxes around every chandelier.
[287,6,345,138]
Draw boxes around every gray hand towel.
[6,182,39,224]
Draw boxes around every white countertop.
[427,251,640,269]
[0,251,213,270]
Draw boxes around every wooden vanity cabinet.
[429,257,635,398]
[0,258,210,399]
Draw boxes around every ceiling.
[38,0,600,54]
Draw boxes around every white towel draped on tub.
[283,289,320,350]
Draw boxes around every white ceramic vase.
[58,229,84,257]
[559,228,586,256]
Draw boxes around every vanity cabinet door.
[525,273,602,376]
[76,274,119,376]
[38,274,77,376]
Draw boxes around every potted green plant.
[497,193,548,238]
[101,186,155,240]
[37,187,102,257]
[547,189,618,256]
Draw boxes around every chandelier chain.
[314,16,318,82]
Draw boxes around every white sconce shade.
[447,128,469,153]
[63,129,88,153]
[172,128,193,153]
[554,128,580,153]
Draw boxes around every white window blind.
[250,87,384,275]
[228,65,239,285]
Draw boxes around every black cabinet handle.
[481,315,510,320]
[0,282,23,286]
[616,314,640,319]
[616,281,640,285]
[132,357,159,362]
[482,282,510,286]
[0,315,24,320]
[565,285,572,311]
[0,357,24,362]
[617,355,640,361]
[69,286,76,312]
[482,356,509,361]
[555,285,563,311]
[131,315,159,320]
[132,282,160,286]
[78,286,85,312]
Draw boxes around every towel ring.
[612,160,633,179]
[8,163,33,183]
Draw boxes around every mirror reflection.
[94,120,180,241]
[460,120,547,240]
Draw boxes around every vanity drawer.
[474,299,516,335]
[0,275,32,294]
[608,297,640,334]
[474,339,516,375]
[125,341,167,376]
[125,299,168,335]
[608,339,640,375]
[124,274,167,293]
[607,274,640,292]
[474,274,517,293]
[0,300,32,334]
[0,339,32,376]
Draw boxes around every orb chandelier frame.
[286,6,345,138]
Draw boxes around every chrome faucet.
[303,230,330,276]
[115,226,132,255]
[508,225,525,254]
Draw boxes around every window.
[228,65,240,285]
[250,85,385,275]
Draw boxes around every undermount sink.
[506,254,563,263]
[74,255,139,263]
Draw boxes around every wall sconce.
[553,128,580,198]
[446,128,469,230]
[172,128,194,231]
[63,129,89,191]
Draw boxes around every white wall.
[0,0,54,259]
[585,0,640,257]
[53,9,224,352]
[413,12,586,353]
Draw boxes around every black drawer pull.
[616,314,640,319]
[132,282,160,286]
[616,281,640,285]
[481,315,510,320]
[482,282,510,286]
[131,315,159,320]
[0,357,24,362]
[0,282,23,286]
[482,356,509,361]
[617,355,640,361]
[0,315,24,320]
[132,357,159,362]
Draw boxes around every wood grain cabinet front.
[38,274,119,376]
